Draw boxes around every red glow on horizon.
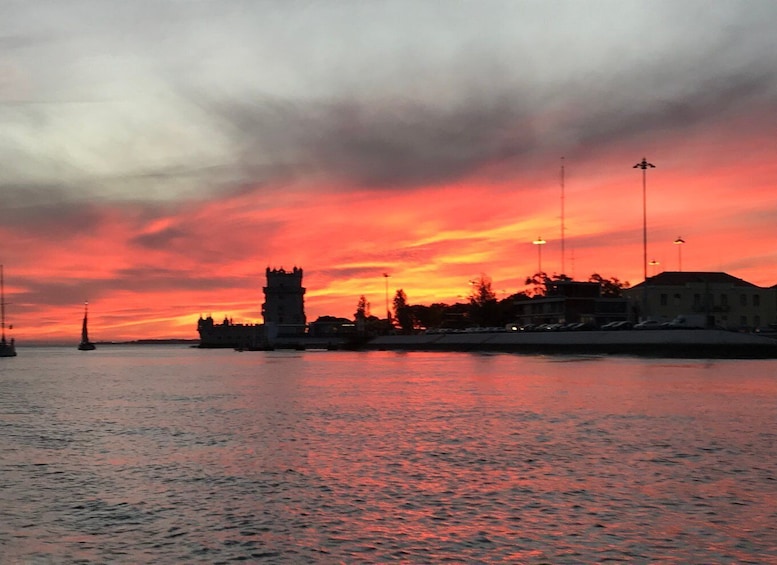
[3,118,777,343]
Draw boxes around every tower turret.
[262,267,306,336]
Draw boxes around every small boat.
[0,265,16,357]
[78,302,96,351]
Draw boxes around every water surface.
[2,347,776,563]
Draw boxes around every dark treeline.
[353,272,629,335]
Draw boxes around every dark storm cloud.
[15,267,226,310]
[112,267,246,293]
[130,226,189,250]
[0,183,104,236]
[190,61,777,196]
[562,67,777,155]
[16,280,111,310]
[193,91,538,191]
[307,99,537,188]
[314,265,390,283]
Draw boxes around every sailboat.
[0,265,17,357]
[78,302,96,351]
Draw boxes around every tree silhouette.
[354,295,369,321]
[525,272,551,297]
[468,274,499,327]
[589,274,630,297]
[407,303,448,330]
[393,289,414,334]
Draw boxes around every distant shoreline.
[17,339,200,347]
[104,339,200,345]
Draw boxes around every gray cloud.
[2,0,777,201]
[14,267,234,312]
[188,62,777,196]
[192,92,538,190]
[0,183,104,236]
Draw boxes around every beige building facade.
[624,271,777,330]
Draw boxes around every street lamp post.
[383,273,390,320]
[633,157,656,282]
[674,236,685,271]
[532,237,546,274]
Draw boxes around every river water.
[1,346,776,564]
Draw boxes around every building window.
[660,294,668,306]
[754,315,761,328]
[693,294,701,306]
[753,295,760,307]
[740,315,747,326]
[740,294,747,306]
[721,294,728,307]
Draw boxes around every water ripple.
[1,348,776,563]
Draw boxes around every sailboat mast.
[82,302,89,342]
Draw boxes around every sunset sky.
[2,1,776,343]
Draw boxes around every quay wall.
[366,329,777,358]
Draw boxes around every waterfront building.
[196,315,264,349]
[513,280,629,327]
[624,271,777,330]
[308,316,357,337]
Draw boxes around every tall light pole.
[633,157,656,282]
[560,157,566,276]
[383,273,390,320]
[674,236,685,271]
[532,236,546,274]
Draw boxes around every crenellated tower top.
[262,266,306,335]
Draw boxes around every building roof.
[630,271,761,289]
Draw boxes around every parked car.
[634,320,663,330]
[559,322,595,331]
[602,321,633,330]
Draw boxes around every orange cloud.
[4,107,777,344]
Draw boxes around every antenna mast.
[560,157,565,276]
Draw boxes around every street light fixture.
[649,259,660,276]
[674,236,685,271]
[633,157,656,282]
[532,236,547,274]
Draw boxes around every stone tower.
[262,267,306,336]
